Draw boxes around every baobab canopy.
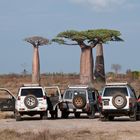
[53,29,123,47]
[24,36,49,47]
[83,29,123,44]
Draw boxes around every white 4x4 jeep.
[100,82,138,121]
[15,84,48,121]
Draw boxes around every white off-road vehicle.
[100,82,138,121]
[15,84,48,121]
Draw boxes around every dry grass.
[0,129,139,140]
[0,112,14,119]
[0,74,80,95]
[0,74,140,95]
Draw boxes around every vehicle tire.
[88,110,95,119]
[112,93,127,109]
[51,107,58,119]
[136,115,140,120]
[24,95,38,109]
[40,114,43,119]
[41,111,48,120]
[100,114,108,121]
[15,113,22,121]
[108,116,114,121]
[74,112,80,118]
[61,111,69,119]
[54,107,58,119]
[130,115,136,121]
[73,95,86,109]
[130,109,137,121]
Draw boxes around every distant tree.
[111,64,121,75]
[24,36,49,84]
[126,69,132,79]
[21,63,28,76]
[132,71,140,79]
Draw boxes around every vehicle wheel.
[88,110,95,119]
[73,95,86,109]
[15,113,22,121]
[136,115,140,120]
[108,116,114,121]
[40,114,43,119]
[24,95,38,109]
[51,107,58,119]
[61,111,69,119]
[100,114,108,121]
[130,116,136,121]
[42,111,48,120]
[112,93,127,109]
[74,112,80,118]
[130,109,137,121]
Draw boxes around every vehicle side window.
[128,87,136,98]
[64,91,73,99]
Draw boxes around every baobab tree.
[52,30,98,85]
[24,36,49,84]
[111,64,122,75]
[93,29,123,83]
[53,29,123,85]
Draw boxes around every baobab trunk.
[94,43,105,82]
[32,46,40,84]
[80,47,93,85]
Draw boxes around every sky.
[0,0,140,74]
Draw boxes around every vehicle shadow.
[58,113,100,120]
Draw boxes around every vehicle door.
[44,86,62,110]
[0,88,16,111]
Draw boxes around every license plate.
[76,109,82,112]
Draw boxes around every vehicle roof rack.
[22,84,40,87]
[106,82,128,86]
[68,85,89,88]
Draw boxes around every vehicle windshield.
[103,87,128,96]
[64,89,86,99]
[20,88,43,97]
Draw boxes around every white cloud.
[69,0,129,12]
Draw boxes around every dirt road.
[0,113,140,140]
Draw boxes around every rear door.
[0,88,16,111]
[44,86,62,110]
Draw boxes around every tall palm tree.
[24,36,49,84]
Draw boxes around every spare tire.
[73,95,86,109]
[24,95,38,109]
[112,93,127,109]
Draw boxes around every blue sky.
[0,0,139,74]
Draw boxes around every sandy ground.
[0,112,140,140]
